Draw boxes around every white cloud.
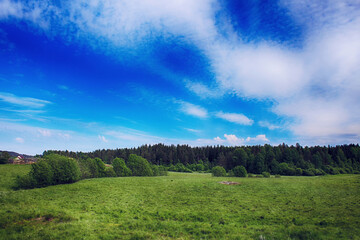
[38,129,51,137]
[178,101,208,118]
[184,128,201,133]
[0,92,51,108]
[258,121,280,130]
[197,133,269,146]
[0,0,23,18]
[98,135,108,143]
[15,137,24,143]
[184,80,221,99]
[2,0,360,145]
[216,111,253,125]
[246,134,269,143]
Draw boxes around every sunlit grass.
[0,165,359,239]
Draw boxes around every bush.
[0,151,10,164]
[262,171,270,178]
[233,166,247,177]
[151,165,160,176]
[94,158,107,177]
[174,163,192,173]
[158,165,168,176]
[248,173,254,178]
[14,174,36,190]
[127,154,153,176]
[303,168,315,176]
[14,154,81,189]
[105,167,116,177]
[30,160,54,187]
[112,158,132,177]
[227,170,234,177]
[295,168,303,176]
[212,166,227,177]
[275,174,281,178]
[44,154,80,184]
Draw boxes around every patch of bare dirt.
[219,181,240,185]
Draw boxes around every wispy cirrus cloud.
[215,111,253,126]
[178,101,208,119]
[258,121,281,130]
[184,80,221,99]
[98,135,108,143]
[0,92,51,108]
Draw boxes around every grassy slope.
[0,165,359,239]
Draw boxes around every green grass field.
[0,165,359,239]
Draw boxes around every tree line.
[14,153,167,189]
[44,143,360,176]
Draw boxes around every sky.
[0,0,359,155]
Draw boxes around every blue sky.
[0,0,359,155]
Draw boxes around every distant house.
[10,155,37,164]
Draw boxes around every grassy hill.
[0,165,359,239]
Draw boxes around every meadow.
[0,164,359,239]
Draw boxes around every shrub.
[233,166,247,177]
[77,158,92,179]
[158,165,168,176]
[212,166,227,177]
[30,160,54,187]
[112,158,132,177]
[248,173,254,178]
[15,154,81,189]
[94,158,107,177]
[227,170,234,177]
[127,154,153,176]
[262,171,270,178]
[151,165,160,176]
[105,167,116,177]
[44,154,80,184]
[303,168,315,176]
[174,163,192,173]
[13,174,36,190]
[295,168,303,176]
[0,151,10,164]
[275,174,281,178]
[195,163,205,171]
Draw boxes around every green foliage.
[0,151,10,164]
[43,154,80,184]
[14,174,36,190]
[151,165,160,176]
[169,163,192,173]
[275,174,281,178]
[157,165,168,176]
[112,158,132,177]
[43,144,360,177]
[94,158,107,177]
[14,154,81,189]
[262,171,270,178]
[127,154,153,176]
[30,160,53,187]
[105,167,116,177]
[211,166,226,177]
[233,165,247,177]
[303,168,315,176]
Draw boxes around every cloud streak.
[216,111,253,126]
[0,92,51,108]
[178,101,208,119]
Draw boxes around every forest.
[44,143,360,176]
